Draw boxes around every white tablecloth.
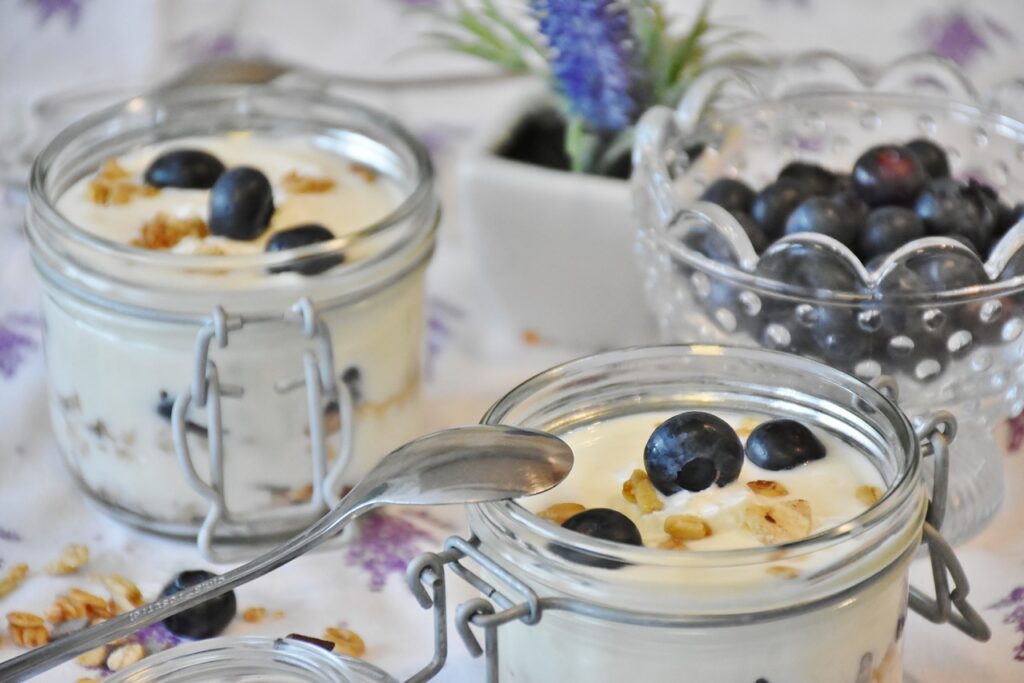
[2,1,1024,681]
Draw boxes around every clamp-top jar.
[27,86,439,555]
[411,345,988,683]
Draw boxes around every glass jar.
[26,85,439,554]
[103,636,398,683]
[631,52,1024,545]
[415,345,986,683]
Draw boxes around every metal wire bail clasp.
[172,298,355,562]
[909,410,990,642]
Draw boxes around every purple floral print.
[25,0,87,26]
[0,319,37,380]
[991,586,1024,661]
[345,510,439,591]
[0,527,22,542]
[917,10,1015,67]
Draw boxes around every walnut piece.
[282,170,336,194]
[743,499,813,545]
[106,642,145,671]
[131,213,209,250]
[746,480,789,498]
[537,503,586,526]
[323,627,366,657]
[7,612,49,648]
[87,159,159,206]
[46,543,89,576]
[664,514,712,541]
[622,469,664,513]
[0,563,28,598]
[856,485,884,506]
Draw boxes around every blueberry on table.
[784,196,858,248]
[209,167,275,240]
[858,207,926,261]
[778,161,836,196]
[745,420,826,471]
[905,138,950,179]
[644,411,744,494]
[914,178,996,253]
[144,149,226,189]
[561,508,643,546]
[160,570,237,639]
[852,145,926,206]
[751,179,808,239]
[265,224,343,275]
[700,178,755,214]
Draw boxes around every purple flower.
[531,0,638,131]
[24,0,86,26]
[0,322,36,380]
[345,511,437,591]
[991,586,1024,661]
[0,527,21,542]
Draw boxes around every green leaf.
[665,0,712,85]
[480,0,547,60]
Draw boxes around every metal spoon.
[0,425,572,681]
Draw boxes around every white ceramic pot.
[459,98,657,349]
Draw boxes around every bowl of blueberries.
[631,52,1024,545]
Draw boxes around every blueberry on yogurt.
[144,149,225,189]
[745,419,826,471]
[266,223,342,275]
[160,569,237,639]
[644,411,744,494]
[209,166,275,240]
[561,508,643,546]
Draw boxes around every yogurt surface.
[522,411,887,550]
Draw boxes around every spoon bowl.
[0,425,573,681]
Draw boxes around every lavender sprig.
[530,0,638,132]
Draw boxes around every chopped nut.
[0,563,28,598]
[664,514,712,541]
[98,159,130,180]
[537,503,586,526]
[106,642,145,671]
[103,575,144,613]
[746,480,789,498]
[349,163,378,184]
[86,160,158,207]
[742,499,813,545]
[622,469,664,513]
[282,170,336,194]
[735,416,760,438]
[766,565,801,579]
[77,644,109,668]
[657,537,688,550]
[323,627,366,658]
[7,612,49,648]
[46,543,89,575]
[243,607,268,623]
[131,213,209,250]
[856,485,884,506]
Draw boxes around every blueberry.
[561,508,643,546]
[160,570,237,639]
[745,419,826,470]
[784,197,858,247]
[914,178,996,252]
[265,224,342,275]
[754,242,861,292]
[209,167,275,240]
[905,138,950,179]
[810,305,874,367]
[778,161,836,196]
[144,149,225,189]
[644,411,744,494]
[858,207,925,261]
[852,145,927,206]
[734,211,769,253]
[751,179,808,239]
[700,178,755,214]
[997,202,1024,236]
[831,188,870,225]
[680,224,740,265]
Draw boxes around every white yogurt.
[523,411,886,550]
[40,133,431,536]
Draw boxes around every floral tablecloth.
[2,1,1024,681]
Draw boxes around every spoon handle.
[0,494,375,681]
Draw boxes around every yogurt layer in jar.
[461,345,970,683]
[27,86,439,543]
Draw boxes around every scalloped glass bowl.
[632,53,1024,545]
